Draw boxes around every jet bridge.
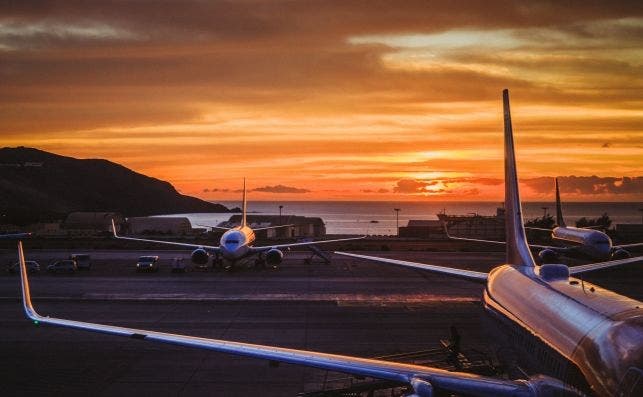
[305,244,332,264]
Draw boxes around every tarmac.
[1,249,641,396]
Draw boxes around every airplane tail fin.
[241,178,247,228]
[555,178,566,227]
[503,89,536,268]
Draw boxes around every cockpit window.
[225,240,240,244]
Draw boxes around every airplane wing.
[196,224,233,231]
[568,255,643,275]
[16,241,574,397]
[615,242,643,250]
[334,251,488,283]
[0,232,32,239]
[252,224,295,231]
[111,220,220,252]
[251,236,366,252]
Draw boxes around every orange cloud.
[1,2,641,201]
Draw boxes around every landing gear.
[212,255,223,271]
[254,257,266,270]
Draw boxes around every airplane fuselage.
[483,264,643,397]
[219,226,256,261]
[552,226,613,260]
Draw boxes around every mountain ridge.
[0,147,230,225]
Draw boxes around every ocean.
[160,201,643,235]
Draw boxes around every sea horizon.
[158,200,643,235]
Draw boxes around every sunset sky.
[2,1,642,201]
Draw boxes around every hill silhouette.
[0,147,230,225]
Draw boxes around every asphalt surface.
[1,249,641,396]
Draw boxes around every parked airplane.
[111,180,363,269]
[525,177,643,263]
[17,90,642,396]
[443,178,642,264]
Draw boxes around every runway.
[1,250,641,396]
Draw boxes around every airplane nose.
[222,243,243,259]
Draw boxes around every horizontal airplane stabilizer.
[334,251,488,283]
[195,224,233,231]
[111,219,220,252]
[615,242,643,250]
[252,236,366,252]
[252,224,295,231]
[16,241,576,397]
[443,223,551,250]
[568,255,643,275]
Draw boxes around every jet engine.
[265,249,284,266]
[538,249,559,264]
[191,248,209,265]
[611,249,631,260]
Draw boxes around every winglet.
[241,178,247,228]
[442,221,453,239]
[111,219,118,238]
[18,241,39,321]
[555,178,566,227]
[503,89,535,268]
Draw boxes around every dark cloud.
[1,1,642,134]
[393,179,430,194]
[524,176,643,195]
[253,185,310,194]
[440,177,503,186]
[362,188,390,193]
[392,178,489,196]
[203,188,230,193]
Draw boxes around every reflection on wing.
[16,241,576,397]
[111,219,220,251]
[334,251,488,283]
[252,235,366,252]
[568,256,643,275]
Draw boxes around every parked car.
[7,260,40,274]
[70,254,91,270]
[47,260,77,274]
[136,256,159,272]
[170,257,187,273]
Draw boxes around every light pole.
[279,205,283,225]
[394,208,401,237]
[541,207,548,219]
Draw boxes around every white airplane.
[16,90,642,396]
[525,177,643,263]
[443,177,643,264]
[110,181,363,268]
